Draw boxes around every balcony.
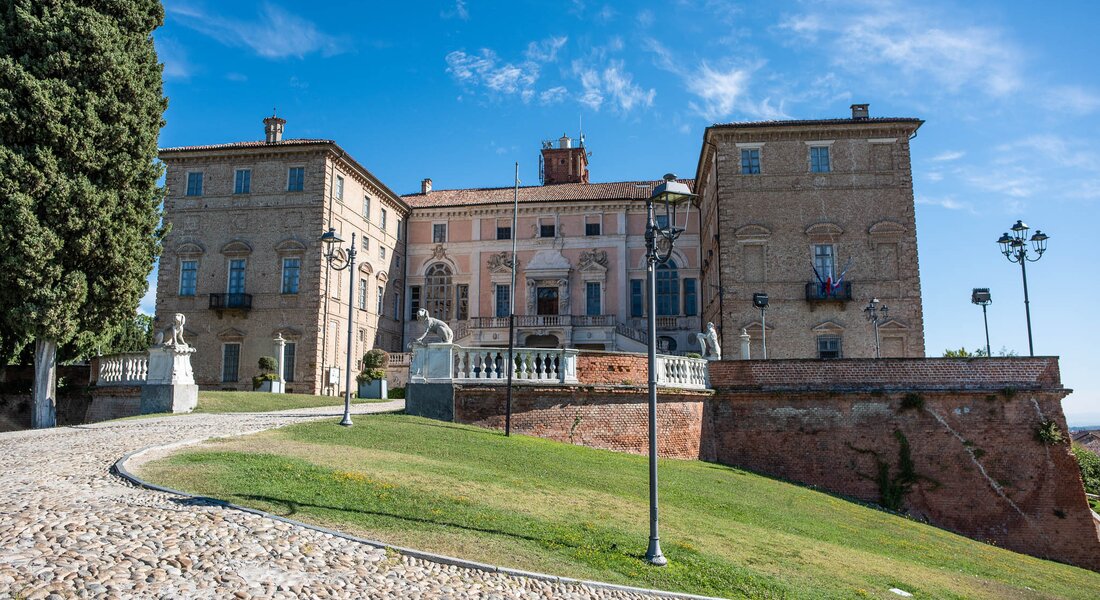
[629,316,701,332]
[805,281,852,304]
[209,293,253,316]
[469,314,617,329]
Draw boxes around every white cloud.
[441,0,469,20]
[926,172,943,182]
[166,2,345,59]
[685,63,786,121]
[1045,85,1100,116]
[931,150,965,162]
[778,1,1022,97]
[525,36,568,63]
[155,37,192,80]
[539,86,568,105]
[445,49,540,99]
[572,59,655,113]
[637,9,654,27]
[916,194,973,212]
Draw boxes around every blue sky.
[149,0,1100,425]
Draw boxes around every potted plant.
[252,356,282,392]
[357,349,389,399]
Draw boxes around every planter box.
[258,380,285,393]
[357,379,387,399]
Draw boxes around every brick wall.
[434,353,1100,571]
[84,386,143,423]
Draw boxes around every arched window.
[656,259,680,316]
[424,263,453,320]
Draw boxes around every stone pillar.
[142,344,199,414]
[272,333,287,394]
[740,328,751,360]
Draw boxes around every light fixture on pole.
[752,293,769,359]
[320,227,357,427]
[997,220,1049,357]
[642,173,694,567]
[863,298,888,358]
[971,288,992,357]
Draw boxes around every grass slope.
[138,414,1100,599]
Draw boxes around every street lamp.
[971,288,992,357]
[320,227,357,427]
[752,293,769,359]
[863,298,888,358]
[642,173,694,567]
[997,220,1049,357]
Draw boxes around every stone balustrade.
[656,354,710,390]
[95,353,149,387]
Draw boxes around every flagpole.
[506,162,519,436]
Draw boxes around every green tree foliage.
[1073,444,1100,496]
[0,1,167,424]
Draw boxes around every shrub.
[357,349,389,385]
[685,352,702,359]
[1073,444,1100,495]
[387,386,406,399]
[258,356,277,372]
[252,372,279,390]
[1036,420,1065,445]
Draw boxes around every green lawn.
[108,391,388,421]
[138,414,1100,599]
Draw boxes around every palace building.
[155,104,925,394]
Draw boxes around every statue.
[153,313,189,349]
[695,321,721,360]
[412,308,454,345]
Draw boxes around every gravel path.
[0,402,688,599]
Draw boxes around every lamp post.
[863,298,888,358]
[997,220,1049,357]
[642,173,694,567]
[971,288,992,357]
[320,227,357,427]
[752,293,769,359]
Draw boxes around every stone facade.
[156,123,408,395]
[696,104,926,359]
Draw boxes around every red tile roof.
[159,139,334,153]
[710,117,922,129]
[403,179,695,208]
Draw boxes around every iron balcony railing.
[209,293,253,311]
[805,281,852,302]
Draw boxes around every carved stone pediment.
[578,249,608,272]
[487,251,515,273]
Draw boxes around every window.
[379,246,386,261]
[335,175,345,200]
[358,278,367,310]
[363,196,371,220]
[227,259,246,294]
[497,225,512,240]
[540,222,556,238]
[656,260,680,316]
[179,260,197,296]
[814,244,835,280]
[377,286,384,314]
[740,149,761,174]
[362,236,369,251]
[456,284,469,320]
[410,285,421,316]
[536,287,558,315]
[281,257,300,294]
[186,172,203,196]
[393,291,401,320]
[586,282,601,316]
[810,146,831,173]
[396,218,402,241]
[287,167,304,192]
[432,223,447,243]
[381,208,388,230]
[818,336,842,359]
[658,336,677,353]
[684,278,698,317]
[234,169,251,194]
[495,284,510,318]
[585,221,601,236]
[282,342,296,382]
[222,343,240,382]
[630,279,644,317]
[425,263,452,319]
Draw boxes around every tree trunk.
[32,338,58,428]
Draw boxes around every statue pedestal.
[409,343,455,383]
[141,345,198,414]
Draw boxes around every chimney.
[421,178,432,194]
[850,103,870,120]
[263,113,286,143]
[558,134,571,149]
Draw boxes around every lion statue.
[412,308,454,345]
[694,321,721,360]
[153,313,189,349]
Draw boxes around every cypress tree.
[0,0,167,427]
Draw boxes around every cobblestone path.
[0,403,679,599]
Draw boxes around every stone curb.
[111,424,728,600]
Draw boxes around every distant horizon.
[147,0,1099,425]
